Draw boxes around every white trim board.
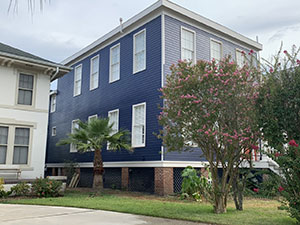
[62,0,262,66]
[47,161,209,168]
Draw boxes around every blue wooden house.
[46,0,264,194]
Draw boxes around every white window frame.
[51,126,56,136]
[70,119,79,153]
[236,48,245,68]
[16,73,35,107]
[0,126,9,164]
[181,26,196,64]
[133,29,146,74]
[90,55,99,91]
[88,114,98,123]
[132,102,146,148]
[210,39,223,62]
[73,64,82,97]
[0,124,32,166]
[109,43,120,83]
[107,109,119,150]
[50,94,56,113]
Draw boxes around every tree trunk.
[232,177,243,211]
[232,169,247,211]
[93,149,104,190]
[214,194,227,214]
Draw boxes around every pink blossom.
[283,50,288,54]
[269,68,274,73]
[278,186,284,192]
[250,49,254,54]
[204,131,209,135]
[177,110,181,117]
[289,139,299,147]
[297,59,300,65]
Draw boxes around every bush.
[32,177,62,197]
[11,182,30,196]
[0,178,11,198]
[181,166,212,202]
[274,140,300,222]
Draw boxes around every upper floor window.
[74,65,82,97]
[70,119,79,152]
[0,126,8,164]
[13,128,30,164]
[90,55,99,90]
[210,39,222,62]
[133,29,146,73]
[110,44,120,83]
[108,109,119,150]
[236,49,245,68]
[50,94,56,113]
[132,103,146,148]
[18,73,34,106]
[181,27,196,63]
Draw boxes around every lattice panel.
[173,168,184,193]
[103,168,122,189]
[129,168,154,193]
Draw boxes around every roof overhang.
[62,0,263,66]
[0,51,71,81]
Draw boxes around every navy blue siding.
[46,16,162,164]
[163,15,256,161]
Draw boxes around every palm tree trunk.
[93,149,104,189]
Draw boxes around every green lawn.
[1,189,296,225]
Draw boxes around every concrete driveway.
[0,204,208,225]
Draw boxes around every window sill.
[133,67,146,75]
[109,78,120,84]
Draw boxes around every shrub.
[32,177,62,197]
[0,178,11,198]
[11,182,30,196]
[273,140,300,222]
[181,166,212,202]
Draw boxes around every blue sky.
[0,0,299,64]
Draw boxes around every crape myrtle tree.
[57,118,131,189]
[257,46,300,222]
[158,56,261,213]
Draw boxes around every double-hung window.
[107,109,119,150]
[210,39,222,62]
[132,103,146,148]
[181,27,196,63]
[110,44,120,83]
[90,55,99,90]
[70,120,79,152]
[0,126,8,164]
[50,94,56,113]
[74,65,82,96]
[13,128,30,164]
[236,49,245,68]
[133,29,146,73]
[88,114,98,123]
[18,73,34,106]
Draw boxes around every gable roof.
[62,0,263,66]
[0,42,71,81]
[0,42,53,64]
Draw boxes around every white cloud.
[0,0,299,63]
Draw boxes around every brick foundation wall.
[155,167,174,195]
[121,167,129,190]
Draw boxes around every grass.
[1,189,296,225]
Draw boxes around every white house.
[0,42,70,180]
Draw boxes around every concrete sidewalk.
[0,204,208,225]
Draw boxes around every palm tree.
[57,118,132,189]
